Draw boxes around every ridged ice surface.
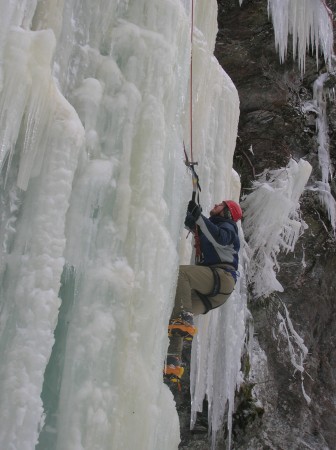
[0,1,242,449]
[1,0,326,448]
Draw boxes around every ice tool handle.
[183,145,201,204]
[183,145,202,263]
[190,164,201,204]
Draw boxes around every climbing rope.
[184,0,198,185]
[184,0,195,169]
[183,1,202,263]
[190,0,194,163]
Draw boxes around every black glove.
[184,212,197,230]
[187,200,202,220]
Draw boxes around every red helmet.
[223,200,242,222]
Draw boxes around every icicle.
[0,27,56,190]
[268,0,334,73]
[313,74,336,232]
[242,159,312,300]
[302,71,336,233]
[275,303,311,405]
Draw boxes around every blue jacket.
[195,214,240,271]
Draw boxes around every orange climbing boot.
[164,355,184,388]
[168,311,197,339]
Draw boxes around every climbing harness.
[196,267,220,313]
[196,266,236,314]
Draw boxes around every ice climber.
[164,199,242,385]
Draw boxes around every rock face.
[216,1,336,449]
[178,1,336,449]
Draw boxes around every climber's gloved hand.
[187,200,202,220]
[184,212,197,231]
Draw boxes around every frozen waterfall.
[0,0,333,449]
[0,1,242,449]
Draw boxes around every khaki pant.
[168,264,236,357]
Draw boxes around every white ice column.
[0,29,84,450]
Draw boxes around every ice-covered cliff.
[0,0,333,449]
[0,1,242,449]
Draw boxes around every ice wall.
[0,7,85,450]
[0,1,241,450]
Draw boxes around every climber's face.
[210,202,225,217]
